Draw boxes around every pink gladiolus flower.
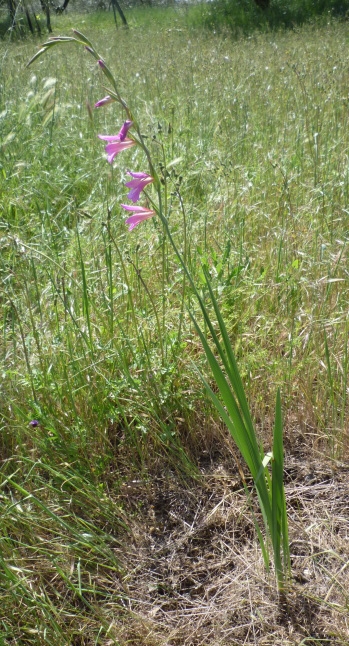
[121,204,156,231]
[99,138,135,163]
[125,171,154,202]
[98,120,134,163]
[94,95,114,108]
[98,121,136,164]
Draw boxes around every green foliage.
[1,7,349,639]
[201,0,349,35]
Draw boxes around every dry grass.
[105,431,349,646]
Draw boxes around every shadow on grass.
[0,14,14,38]
[201,0,349,35]
[0,13,47,39]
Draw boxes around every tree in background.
[6,0,52,33]
[55,0,128,27]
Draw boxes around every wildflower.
[29,420,39,427]
[121,204,156,231]
[99,137,135,163]
[94,95,114,108]
[98,120,134,163]
[125,171,154,202]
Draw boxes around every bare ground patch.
[114,449,349,645]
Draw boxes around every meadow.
[1,5,349,644]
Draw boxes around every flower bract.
[94,95,114,108]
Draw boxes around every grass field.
[1,5,349,644]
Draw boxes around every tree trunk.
[7,0,16,24]
[56,0,70,14]
[23,2,34,33]
[40,0,52,32]
[111,0,128,27]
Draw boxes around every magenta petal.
[103,139,135,163]
[104,140,134,153]
[118,120,133,141]
[127,171,149,179]
[124,172,154,202]
[121,204,156,229]
[121,204,148,212]
[126,186,143,202]
[125,179,143,188]
[125,212,155,231]
[98,134,121,142]
[98,122,133,142]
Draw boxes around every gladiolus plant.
[28,30,290,591]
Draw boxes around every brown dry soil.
[114,437,349,646]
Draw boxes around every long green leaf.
[272,388,289,587]
[189,277,291,587]
[189,311,273,530]
[190,313,260,473]
[203,268,257,442]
